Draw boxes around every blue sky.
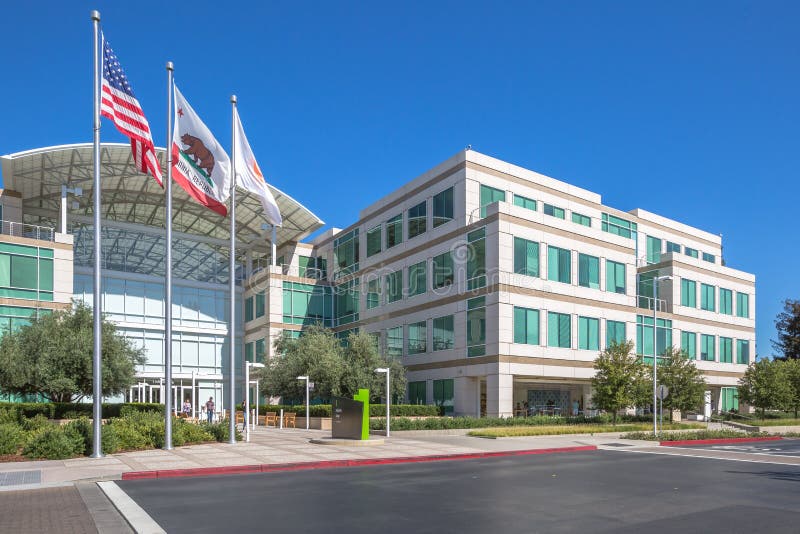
[1,1,797,356]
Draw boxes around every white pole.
[271,225,277,267]
[386,372,390,438]
[192,371,196,419]
[90,9,103,459]
[305,378,309,430]
[653,278,658,437]
[245,362,250,442]
[228,95,238,444]
[164,61,174,450]
[255,381,259,426]
[60,185,68,234]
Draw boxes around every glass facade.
[386,326,403,358]
[685,247,699,258]
[513,307,539,345]
[433,379,454,415]
[736,292,750,318]
[366,277,380,309]
[701,334,715,361]
[737,339,750,364]
[514,237,539,277]
[432,315,454,350]
[432,187,454,228]
[333,229,359,276]
[334,279,359,326]
[701,283,716,312]
[407,261,426,297]
[0,305,50,336]
[681,279,697,308]
[636,315,672,357]
[385,270,402,303]
[282,281,333,327]
[719,336,733,363]
[467,297,486,357]
[702,252,715,263]
[719,288,733,315]
[666,241,681,254]
[408,381,426,404]
[646,236,662,264]
[571,212,591,227]
[0,243,54,301]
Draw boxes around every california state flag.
[233,108,282,226]
[171,85,231,216]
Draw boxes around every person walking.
[205,397,215,423]
[182,399,192,418]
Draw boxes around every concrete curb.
[660,436,783,447]
[121,445,598,480]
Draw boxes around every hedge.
[0,402,163,419]
[242,404,440,418]
[368,414,654,431]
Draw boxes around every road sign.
[657,384,669,400]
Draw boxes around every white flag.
[171,85,231,216]
[233,108,282,226]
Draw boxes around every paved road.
[117,450,800,534]
[671,438,800,457]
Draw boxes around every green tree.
[591,341,649,426]
[657,347,706,421]
[262,326,406,402]
[738,358,792,419]
[773,299,800,360]
[783,358,800,419]
[0,302,144,402]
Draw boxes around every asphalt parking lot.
[117,448,800,534]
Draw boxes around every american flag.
[100,33,163,186]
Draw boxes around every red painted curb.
[660,436,783,447]
[120,445,597,480]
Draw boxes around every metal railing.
[0,220,55,242]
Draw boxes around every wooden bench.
[283,412,296,428]
[264,412,278,427]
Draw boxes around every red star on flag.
[177,108,184,117]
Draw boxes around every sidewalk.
[0,427,639,488]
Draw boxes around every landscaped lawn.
[468,422,703,438]
[743,418,800,427]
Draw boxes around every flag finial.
[91,10,100,21]
[166,61,174,72]
[231,95,237,104]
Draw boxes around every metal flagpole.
[271,225,277,267]
[228,95,238,444]
[164,62,174,450]
[90,9,103,459]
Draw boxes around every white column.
[486,373,513,418]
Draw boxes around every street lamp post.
[245,362,264,442]
[375,368,390,437]
[648,274,672,436]
[297,376,309,430]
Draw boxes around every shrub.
[0,423,26,454]
[117,403,163,417]
[64,417,92,455]
[0,406,22,425]
[108,421,149,451]
[22,426,84,460]
[22,414,52,432]
[621,429,768,441]
[172,419,214,446]
[0,402,55,419]
[202,419,242,442]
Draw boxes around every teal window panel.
[547,246,571,284]
[578,254,600,289]
[366,225,382,257]
[606,320,626,348]
[646,236,662,264]
[466,228,486,290]
[386,326,403,358]
[407,261,426,297]
[547,312,571,348]
[571,212,591,227]
[681,279,697,308]
[681,331,697,359]
[385,270,403,303]
[737,339,750,364]
[366,278,380,309]
[408,201,427,239]
[333,228,359,274]
[433,379,454,415]
[0,243,38,256]
[578,316,599,350]
[408,321,427,354]
[543,203,565,219]
[433,187,454,228]
[38,258,53,292]
[408,381,426,405]
[513,194,537,211]
[513,307,540,345]
[685,247,699,258]
[479,184,505,217]
[601,213,637,239]
[432,315,454,350]
[245,296,254,322]
[719,337,733,363]
[245,342,254,363]
[386,215,403,249]
[605,260,626,294]
[467,297,486,357]
[0,255,9,287]
[665,241,681,254]
[513,237,539,277]
[719,288,733,315]
[255,292,265,318]
[432,251,454,288]
[702,252,715,263]
[700,283,716,312]
[10,255,37,289]
[736,292,750,318]
[701,334,715,361]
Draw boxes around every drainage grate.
[0,470,41,486]
[602,443,632,447]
